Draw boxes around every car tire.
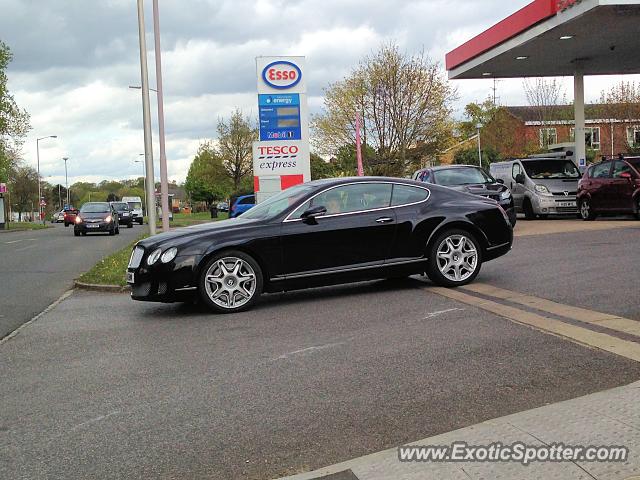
[538,214,548,220]
[198,250,263,314]
[128,223,133,228]
[74,230,80,237]
[523,199,536,220]
[634,197,640,220]
[116,226,120,235]
[579,198,597,221]
[64,223,69,227]
[109,227,115,236]
[81,232,87,236]
[426,229,482,288]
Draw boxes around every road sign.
[256,57,306,94]
[0,183,6,194]
[259,94,301,141]
[253,140,306,177]
[40,199,47,207]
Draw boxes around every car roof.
[306,176,427,187]
[427,165,482,171]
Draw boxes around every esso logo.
[258,145,299,156]
[262,61,302,90]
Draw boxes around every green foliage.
[8,164,38,219]
[217,109,257,191]
[184,143,232,204]
[453,147,502,170]
[310,153,337,180]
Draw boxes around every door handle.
[376,217,393,224]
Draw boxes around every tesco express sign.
[261,61,302,90]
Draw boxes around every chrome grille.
[128,246,145,269]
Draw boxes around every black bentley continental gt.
[127,177,513,313]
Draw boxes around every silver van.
[489,158,581,219]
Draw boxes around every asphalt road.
[0,222,144,339]
[1,223,639,480]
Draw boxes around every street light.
[36,135,57,223]
[129,85,158,93]
[476,123,483,168]
[63,157,69,205]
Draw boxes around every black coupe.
[127,177,513,313]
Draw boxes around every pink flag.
[355,112,364,176]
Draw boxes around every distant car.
[413,165,517,226]
[229,195,255,218]
[126,177,513,313]
[122,196,144,225]
[63,208,79,227]
[74,202,119,236]
[110,201,134,228]
[577,157,640,220]
[51,210,65,223]
[217,202,229,212]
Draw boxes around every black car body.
[74,202,120,236]
[110,201,134,227]
[413,165,517,226]
[127,177,513,313]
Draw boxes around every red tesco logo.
[258,145,299,156]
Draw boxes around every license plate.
[557,201,576,207]
[86,224,99,228]
[126,271,135,284]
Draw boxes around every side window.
[512,163,522,179]
[239,196,254,205]
[612,161,633,178]
[391,185,429,206]
[587,166,595,178]
[293,183,392,217]
[592,162,612,179]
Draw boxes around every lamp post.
[36,135,57,223]
[63,157,69,206]
[476,123,483,168]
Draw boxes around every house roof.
[504,104,640,124]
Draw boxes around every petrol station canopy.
[446,0,640,80]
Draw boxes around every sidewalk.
[278,381,640,480]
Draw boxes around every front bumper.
[74,222,114,233]
[118,215,133,224]
[128,254,200,303]
[532,195,578,215]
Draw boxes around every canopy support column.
[574,71,586,168]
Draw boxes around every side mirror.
[515,173,525,184]
[620,172,632,180]
[496,178,504,184]
[301,205,327,224]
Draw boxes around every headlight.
[75,216,82,224]
[500,189,511,200]
[160,247,178,264]
[105,215,112,223]
[534,184,552,195]
[147,248,162,265]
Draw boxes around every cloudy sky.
[2,0,638,185]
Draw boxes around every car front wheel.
[426,230,482,288]
[199,251,263,313]
[580,198,597,221]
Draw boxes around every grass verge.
[4,222,52,231]
[77,234,147,287]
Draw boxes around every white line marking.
[69,411,120,433]
[423,308,465,320]
[276,341,347,360]
[4,240,21,244]
[0,289,75,344]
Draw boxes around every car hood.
[445,183,508,196]
[529,178,579,193]
[138,217,262,250]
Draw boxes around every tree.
[310,153,337,180]
[312,43,457,176]
[106,192,118,202]
[217,109,257,192]
[597,81,640,155]
[453,146,501,170]
[9,165,37,220]
[0,41,30,184]
[523,78,568,148]
[184,143,232,204]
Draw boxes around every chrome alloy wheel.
[580,199,590,219]
[204,256,257,309]
[436,234,478,283]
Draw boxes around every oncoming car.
[74,202,119,236]
[127,177,513,313]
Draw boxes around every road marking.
[464,283,640,338]
[4,240,21,244]
[276,341,347,360]
[429,287,640,363]
[423,308,465,320]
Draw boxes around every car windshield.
[127,202,142,210]
[241,184,318,220]
[81,203,110,213]
[433,167,494,186]
[112,203,129,211]
[522,160,580,179]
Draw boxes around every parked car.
[51,210,65,223]
[577,157,640,220]
[110,201,134,228]
[63,208,79,227]
[217,202,229,212]
[229,194,255,218]
[490,158,581,219]
[122,196,144,225]
[413,165,516,226]
[127,177,513,313]
[74,202,119,236]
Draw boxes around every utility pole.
[476,123,483,168]
[136,0,157,235]
[153,0,170,232]
[63,157,69,205]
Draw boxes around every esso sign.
[262,61,302,90]
[258,145,299,156]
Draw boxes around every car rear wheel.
[580,198,597,221]
[426,229,482,288]
[634,197,640,220]
[199,251,263,313]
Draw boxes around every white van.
[490,158,581,219]
[121,196,144,225]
